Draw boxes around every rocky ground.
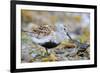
[21,35,90,63]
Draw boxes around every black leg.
[45,48,49,55]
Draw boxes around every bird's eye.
[64,28,66,30]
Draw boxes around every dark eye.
[64,28,66,31]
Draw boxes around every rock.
[65,48,78,57]
[49,53,58,61]
[42,58,50,62]
[31,53,38,58]
[54,49,65,54]
[41,53,57,62]
[21,46,32,62]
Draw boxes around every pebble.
[65,48,78,57]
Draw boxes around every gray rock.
[65,48,78,57]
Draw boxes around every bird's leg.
[45,48,49,56]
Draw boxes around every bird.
[26,23,71,55]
